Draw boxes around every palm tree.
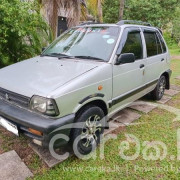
[86,0,104,23]
[40,0,86,37]
[97,0,103,23]
[119,0,125,20]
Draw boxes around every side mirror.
[115,53,135,65]
[42,47,46,52]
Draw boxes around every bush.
[163,32,177,48]
[103,0,119,23]
[0,0,52,68]
[172,7,180,44]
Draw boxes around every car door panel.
[112,27,146,111]
[143,29,167,84]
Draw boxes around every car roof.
[78,20,159,31]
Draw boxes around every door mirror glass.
[115,53,135,65]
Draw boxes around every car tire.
[70,105,105,156]
[151,75,166,100]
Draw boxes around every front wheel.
[151,76,166,100]
[71,106,105,156]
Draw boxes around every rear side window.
[121,31,143,60]
[144,32,158,57]
[157,32,167,53]
[144,31,167,57]
[156,34,163,54]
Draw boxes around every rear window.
[157,32,167,53]
[156,33,163,54]
[144,31,167,57]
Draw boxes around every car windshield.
[42,26,120,61]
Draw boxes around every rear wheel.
[71,106,105,156]
[151,75,166,100]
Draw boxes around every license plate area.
[0,116,19,136]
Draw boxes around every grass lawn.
[31,54,180,179]
[169,46,180,56]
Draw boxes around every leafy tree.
[103,0,120,23]
[0,0,52,68]
[103,0,179,27]
[172,7,180,43]
[124,0,179,27]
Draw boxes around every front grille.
[0,87,30,108]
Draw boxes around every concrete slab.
[171,85,180,91]
[29,143,72,168]
[0,150,33,180]
[157,95,172,104]
[112,109,141,125]
[165,89,180,96]
[130,101,157,114]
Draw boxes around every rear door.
[112,27,146,111]
[143,29,167,84]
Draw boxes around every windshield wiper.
[41,53,68,57]
[41,53,75,59]
[49,53,69,57]
[74,56,105,61]
[41,53,105,61]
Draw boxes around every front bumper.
[0,99,75,148]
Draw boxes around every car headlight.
[30,96,59,116]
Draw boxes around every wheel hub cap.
[81,115,102,148]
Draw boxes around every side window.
[121,31,143,60]
[155,33,163,54]
[157,32,167,53]
[144,32,158,57]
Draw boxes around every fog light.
[28,128,43,136]
[33,139,42,146]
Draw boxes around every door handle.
[161,58,165,62]
[140,64,145,69]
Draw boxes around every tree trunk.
[119,0,125,21]
[97,0,103,23]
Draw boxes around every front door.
[57,16,68,37]
[112,27,146,111]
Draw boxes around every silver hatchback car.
[0,20,171,155]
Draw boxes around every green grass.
[170,58,180,86]
[169,45,180,56]
[32,53,180,179]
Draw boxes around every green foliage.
[172,7,180,43]
[163,32,180,55]
[0,0,52,68]
[124,0,179,27]
[163,32,177,47]
[103,0,119,23]
[103,0,179,27]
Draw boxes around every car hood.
[0,56,99,97]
